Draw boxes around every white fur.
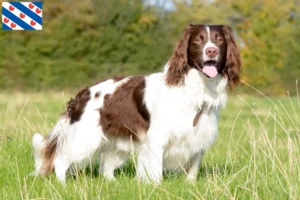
[203,26,219,61]
[32,65,227,184]
[31,133,45,176]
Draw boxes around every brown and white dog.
[32,24,241,184]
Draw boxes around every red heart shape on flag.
[9,5,14,11]
[4,18,9,23]
[36,8,41,14]
[30,20,36,26]
[11,22,16,28]
[29,3,34,9]
[20,13,25,19]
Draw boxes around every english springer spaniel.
[32,24,241,184]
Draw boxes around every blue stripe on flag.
[10,2,42,25]
[2,8,35,30]
[32,2,42,9]
[2,22,13,30]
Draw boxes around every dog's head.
[166,24,241,89]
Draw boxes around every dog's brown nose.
[205,47,218,58]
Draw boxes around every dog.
[32,24,241,184]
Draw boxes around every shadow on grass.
[69,161,136,180]
[162,164,235,180]
[69,164,100,180]
[70,161,235,181]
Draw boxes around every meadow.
[0,86,299,199]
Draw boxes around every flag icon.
[2,2,42,30]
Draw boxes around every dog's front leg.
[186,150,205,182]
[137,142,164,184]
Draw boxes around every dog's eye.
[194,37,202,44]
[217,38,223,43]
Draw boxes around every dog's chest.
[163,125,203,169]
[145,71,226,171]
[158,94,214,171]
[162,96,222,170]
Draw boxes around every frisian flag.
[2,2,42,30]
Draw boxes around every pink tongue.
[202,66,218,78]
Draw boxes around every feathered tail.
[31,117,69,176]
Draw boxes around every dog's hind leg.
[54,155,70,184]
[99,151,129,180]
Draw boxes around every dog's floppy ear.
[222,25,241,89]
[166,24,194,86]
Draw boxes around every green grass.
[0,91,300,200]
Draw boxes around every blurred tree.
[167,0,230,42]
[283,0,300,94]
[223,0,295,95]
[0,0,171,90]
[0,0,299,95]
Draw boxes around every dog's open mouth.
[201,61,218,78]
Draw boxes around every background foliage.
[0,0,299,95]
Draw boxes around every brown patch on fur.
[166,25,194,86]
[222,25,241,89]
[39,76,127,174]
[95,92,101,99]
[40,135,58,175]
[100,76,150,140]
[67,87,91,124]
[104,94,110,100]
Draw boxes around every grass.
[0,89,300,199]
